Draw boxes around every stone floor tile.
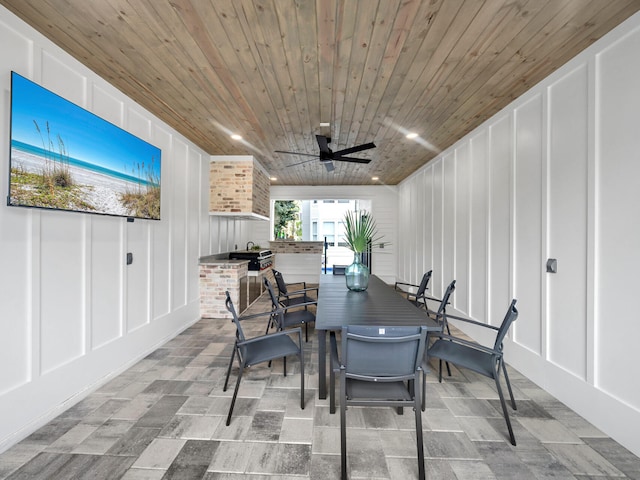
[162,440,219,479]
[159,415,221,440]
[309,453,341,480]
[456,417,506,442]
[210,416,252,441]
[256,387,289,411]
[120,467,167,479]
[444,397,502,418]
[107,427,162,456]
[545,443,625,476]
[424,407,463,432]
[247,411,284,442]
[518,418,584,444]
[311,427,340,455]
[0,444,44,479]
[279,417,313,444]
[379,429,420,458]
[44,423,99,453]
[424,431,482,460]
[132,438,186,469]
[207,440,253,473]
[449,459,498,479]
[583,437,640,479]
[474,441,538,479]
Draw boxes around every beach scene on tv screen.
[9,73,161,220]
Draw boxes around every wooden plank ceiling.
[2,0,639,186]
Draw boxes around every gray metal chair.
[395,270,433,307]
[332,325,428,480]
[421,279,456,409]
[264,277,316,342]
[222,291,304,426]
[427,299,519,445]
[272,269,318,309]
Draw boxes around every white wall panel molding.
[513,93,543,355]
[0,6,225,453]
[397,10,640,458]
[469,131,488,321]
[594,22,640,412]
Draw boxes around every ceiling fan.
[275,135,375,172]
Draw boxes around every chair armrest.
[429,333,500,356]
[445,313,500,331]
[395,281,418,291]
[239,309,282,321]
[286,281,307,289]
[280,299,318,310]
[238,327,303,348]
[283,286,319,296]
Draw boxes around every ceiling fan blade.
[286,158,318,167]
[316,135,331,154]
[332,156,372,164]
[333,142,376,156]
[275,150,319,158]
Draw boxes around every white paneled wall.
[397,12,640,457]
[0,7,246,452]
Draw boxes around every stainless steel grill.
[228,250,274,271]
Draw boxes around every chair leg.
[421,369,426,412]
[305,322,308,342]
[340,376,347,480]
[438,359,443,382]
[414,399,426,480]
[330,365,336,414]
[283,355,287,376]
[226,364,244,426]
[223,346,236,391]
[501,360,517,410]
[299,349,305,410]
[493,364,516,446]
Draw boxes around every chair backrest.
[263,277,279,308]
[436,279,456,316]
[416,270,433,296]
[272,269,288,295]
[225,291,246,343]
[341,325,427,380]
[494,299,518,352]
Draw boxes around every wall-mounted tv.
[7,71,161,220]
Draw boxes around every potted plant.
[342,210,384,291]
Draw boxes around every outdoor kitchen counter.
[199,254,275,318]
[268,241,324,254]
[268,241,323,283]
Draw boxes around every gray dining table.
[315,273,442,399]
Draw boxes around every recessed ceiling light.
[406,132,418,139]
[319,122,330,127]
[270,177,277,181]
[372,176,379,181]
[231,134,242,140]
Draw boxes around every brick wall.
[268,241,324,254]
[209,158,269,217]
[199,261,248,319]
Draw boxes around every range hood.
[209,155,270,220]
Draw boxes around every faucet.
[246,241,255,251]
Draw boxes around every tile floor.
[1,292,639,479]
